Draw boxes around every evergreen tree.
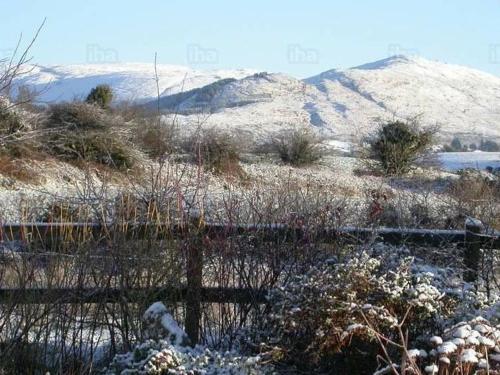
[86,84,113,108]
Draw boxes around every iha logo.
[186,44,219,65]
[489,44,500,64]
[86,44,119,64]
[287,44,319,64]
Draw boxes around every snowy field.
[438,152,500,171]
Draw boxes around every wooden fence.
[1,218,498,343]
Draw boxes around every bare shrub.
[136,120,177,160]
[42,102,139,170]
[0,103,26,137]
[186,130,243,176]
[45,102,111,131]
[0,19,45,98]
[444,170,500,230]
[273,127,322,166]
[0,99,47,169]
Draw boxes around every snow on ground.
[0,154,454,224]
[438,152,500,171]
[323,139,353,154]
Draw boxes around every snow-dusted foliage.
[255,244,498,372]
[106,340,272,375]
[142,302,190,346]
[402,317,500,374]
[106,302,274,374]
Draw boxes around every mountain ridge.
[11,55,500,141]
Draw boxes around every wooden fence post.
[185,216,204,345]
[464,217,483,283]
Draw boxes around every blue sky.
[1,0,499,77]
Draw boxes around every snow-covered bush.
[0,100,26,139]
[255,244,498,373]
[399,317,500,374]
[106,302,274,374]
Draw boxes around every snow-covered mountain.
[157,72,313,140]
[153,55,500,141]
[304,55,500,140]
[11,63,257,103]
[12,56,500,141]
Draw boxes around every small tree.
[86,84,113,109]
[368,120,435,176]
[450,137,463,151]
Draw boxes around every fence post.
[185,215,204,345]
[464,217,483,283]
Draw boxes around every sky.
[1,0,499,78]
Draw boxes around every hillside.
[305,55,500,140]
[12,56,500,141]
[12,63,257,103]
[159,56,500,141]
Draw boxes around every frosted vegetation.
[0,40,499,375]
[106,302,272,374]
[107,244,499,374]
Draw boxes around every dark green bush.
[85,84,113,109]
[368,120,435,176]
[479,139,499,152]
[274,128,322,166]
[450,137,463,151]
[0,104,25,139]
[442,137,468,152]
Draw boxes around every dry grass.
[445,171,500,230]
[0,155,43,184]
[136,120,177,160]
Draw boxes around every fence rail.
[1,221,499,246]
[0,287,267,304]
[1,219,498,343]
